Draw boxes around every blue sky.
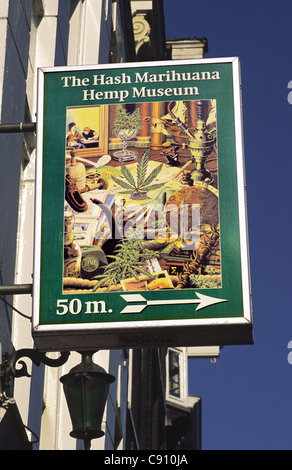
[164,0,292,450]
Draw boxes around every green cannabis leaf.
[112,150,165,196]
[121,161,136,186]
[136,150,148,186]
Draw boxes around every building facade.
[0,0,216,450]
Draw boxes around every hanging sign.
[33,57,253,351]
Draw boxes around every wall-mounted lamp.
[0,348,115,450]
[60,351,115,450]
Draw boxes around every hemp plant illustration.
[92,238,160,291]
[112,150,165,199]
[112,104,143,133]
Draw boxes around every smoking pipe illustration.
[163,145,180,167]
[168,101,215,182]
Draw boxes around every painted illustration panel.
[63,99,221,295]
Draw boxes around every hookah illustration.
[167,100,216,183]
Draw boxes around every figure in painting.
[66,122,86,148]
[82,126,99,143]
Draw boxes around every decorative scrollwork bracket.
[0,349,70,391]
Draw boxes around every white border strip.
[232,58,253,324]
[32,68,45,330]
[37,56,239,75]
[34,314,250,334]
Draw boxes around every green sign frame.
[32,58,253,351]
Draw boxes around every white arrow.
[120,292,227,314]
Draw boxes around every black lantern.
[60,351,115,450]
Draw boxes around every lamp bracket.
[1,349,70,390]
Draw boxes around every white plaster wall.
[12,0,61,445]
[10,0,129,450]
